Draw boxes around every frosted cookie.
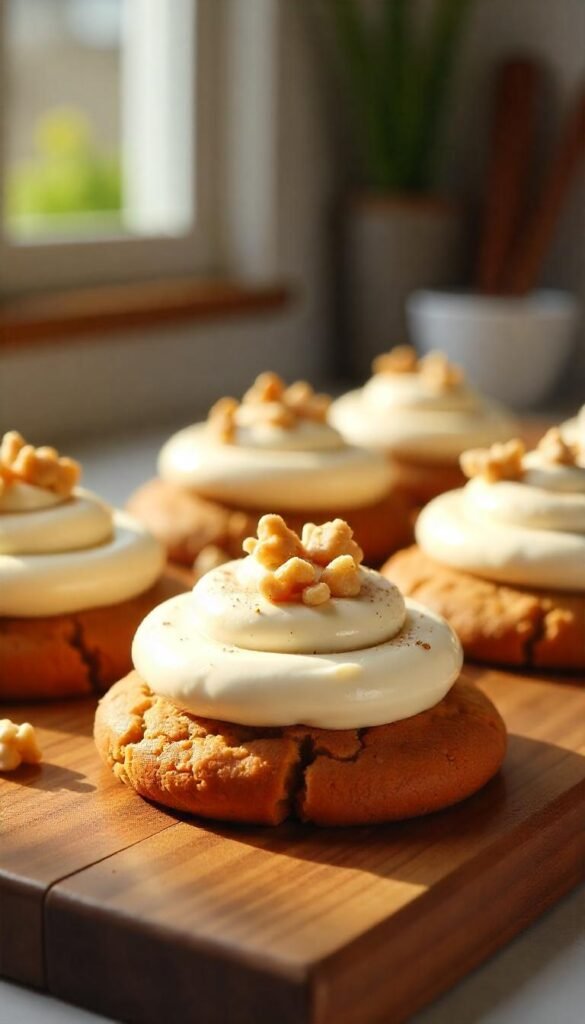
[127,373,412,570]
[330,346,517,507]
[0,431,187,700]
[95,515,506,825]
[383,428,585,671]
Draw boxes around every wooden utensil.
[503,84,585,295]
[476,57,541,294]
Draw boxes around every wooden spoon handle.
[503,85,585,295]
[476,58,541,295]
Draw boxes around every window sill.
[0,278,292,347]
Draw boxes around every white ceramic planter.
[347,196,464,378]
[407,289,580,409]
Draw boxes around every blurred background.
[0,0,583,441]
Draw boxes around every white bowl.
[407,289,580,409]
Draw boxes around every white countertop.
[4,425,585,1024]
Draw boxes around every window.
[0,0,219,294]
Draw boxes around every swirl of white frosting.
[330,375,516,462]
[132,559,463,729]
[417,451,585,590]
[0,483,164,617]
[159,422,393,510]
[194,560,406,653]
[0,486,113,554]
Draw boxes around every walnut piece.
[283,381,331,422]
[419,350,464,391]
[207,397,238,444]
[244,514,363,605]
[259,556,316,603]
[302,582,331,607]
[240,401,296,429]
[371,345,464,391]
[372,345,418,376]
[207,373,332,442]
[0,719,42,772]
[460,439,526,483]
[243,513,304,569]
[537,427,579,466]
[0,431,80,496]
[321,555,361,597]
[301,519,364,566]
[243,371,286,405]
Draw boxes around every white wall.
[0,2,336,441]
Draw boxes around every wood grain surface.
[0,278,291,347]
[2,667,582,1023]
[0,699,177,987]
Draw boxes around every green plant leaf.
[406,0,474,189]
[379,0,409,128]
[323,0,397,188]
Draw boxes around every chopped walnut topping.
[419,350,464,391]
[372,345,464,391]
[243,513,304,569]
[372,345,418,376]
[0,430,80,496]
[207,397,239,443]
[0,431,24,467]
[283,381,331,421]
[243,371,286,405]
[537,427,580,466]
[301,582,331,607]
[460,438,526,483]
[321,555,361,597]
[241,401,296,429]
[259,556,316,603]
[301,519,364,566]
[207,373,332,443]
[244,514,363,605]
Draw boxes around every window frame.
[0,0,221,297]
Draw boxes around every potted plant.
[318,0,473,375]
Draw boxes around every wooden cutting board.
[1,666,584,1024]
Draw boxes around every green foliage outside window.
[7,108,122,233]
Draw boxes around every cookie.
[127,478,413,569]
[391,456,466,508]
[0,571,188,702]
[95,673,506,826]
[382,546,585,671]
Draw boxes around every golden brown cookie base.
[390,456,465,508]
[0,571,187,702]
[95,673,506,826]
[382,546,585,671]
[127,478,413,568]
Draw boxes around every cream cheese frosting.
[193,559,406,654]
[417,441,585,591]
[159,422,393,509]
[330,348,516,462]
[132,567,462,729]
[0,435,164,617]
